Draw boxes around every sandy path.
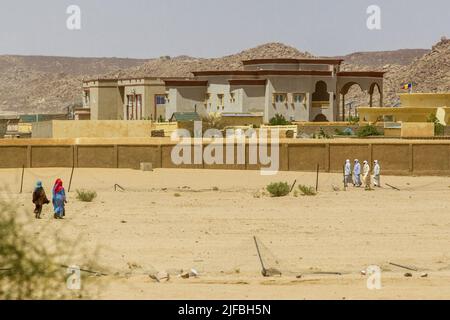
[1,168,450,299]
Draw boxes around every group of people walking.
[32,178,67,219]
[344,159,381,189]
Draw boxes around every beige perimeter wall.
[0,139,449,175]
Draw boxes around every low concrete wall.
[0,139,449,176]
[32,120,179,138]
[0,146,28,168]
[32,120,157,138]
[401,122,434,137]
[31,146,74,168]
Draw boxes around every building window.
[155,95,165,105]
[230,93,235,103]
[126,95,134,120]
[217,94,224,106]
[273,93,287,104]
[83,91,90,107]
[293,93,305,104]
[136,95,142,120]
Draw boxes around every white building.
[164,58,384,123]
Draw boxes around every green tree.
[427,114,445,136]
[269,114,291,126]
[356,125,382,138]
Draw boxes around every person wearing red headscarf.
[52,178,67,219]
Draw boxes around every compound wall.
[0,139,449,176]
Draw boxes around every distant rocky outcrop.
[109,42,314,78]
[0,39,448,114]
[342,37,450,107]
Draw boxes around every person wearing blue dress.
[52,178,67,219]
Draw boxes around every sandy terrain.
[1,167,450,300]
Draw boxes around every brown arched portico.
[336,72,384,121]
[338,81,383,121]
[339,82,363,121]
[369,82,382,108]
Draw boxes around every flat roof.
[242,58,344,65]
[358,107,446,112]
[2,137,450,146]
[83,76,187,83]
[192,70,333,76]
[229,79,267,85]
[164,80,208,87]
[337,71,385,78]
[82,77,117,83]
[0,115,20,120]
[221,113,263,117]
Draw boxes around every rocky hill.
[0,56,147,114]
[396,38,450,93]
[336,49,429,67]
[110,42,314,78]
[0,39,448,114]
[342,37,450,107]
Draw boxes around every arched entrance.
[339,81,382,121]
[339,82,362,122]
[312,81,330,108]
[369,83,382,108]
[313,113,328,122]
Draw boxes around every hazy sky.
[0,0,449,58]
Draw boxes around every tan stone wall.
[401,122,435,137]
[0,139,449,176]
[0,146,28,167]
[329,144,370,172]
[412,144,449,175]
[117,145,160,170]
[31,121,53,138]
[400,93,450,108]
[77,146,116,168]
[288,144,328,171]
[384,128,402,137]
[31,146,73,168]
[222,116,263,127]
[33,120,155,138]
[372,144,411,175]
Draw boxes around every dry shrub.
[298,185,317,196]
[266,182,290,197]
[0,197,95,299]
[76,189,97,202]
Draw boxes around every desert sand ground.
[1,167,450,300]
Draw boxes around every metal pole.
[290,179,297,193]
[19,165,25,194]
[253,236,266,273]
[68,166,74,193]
[315,163,319,192]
